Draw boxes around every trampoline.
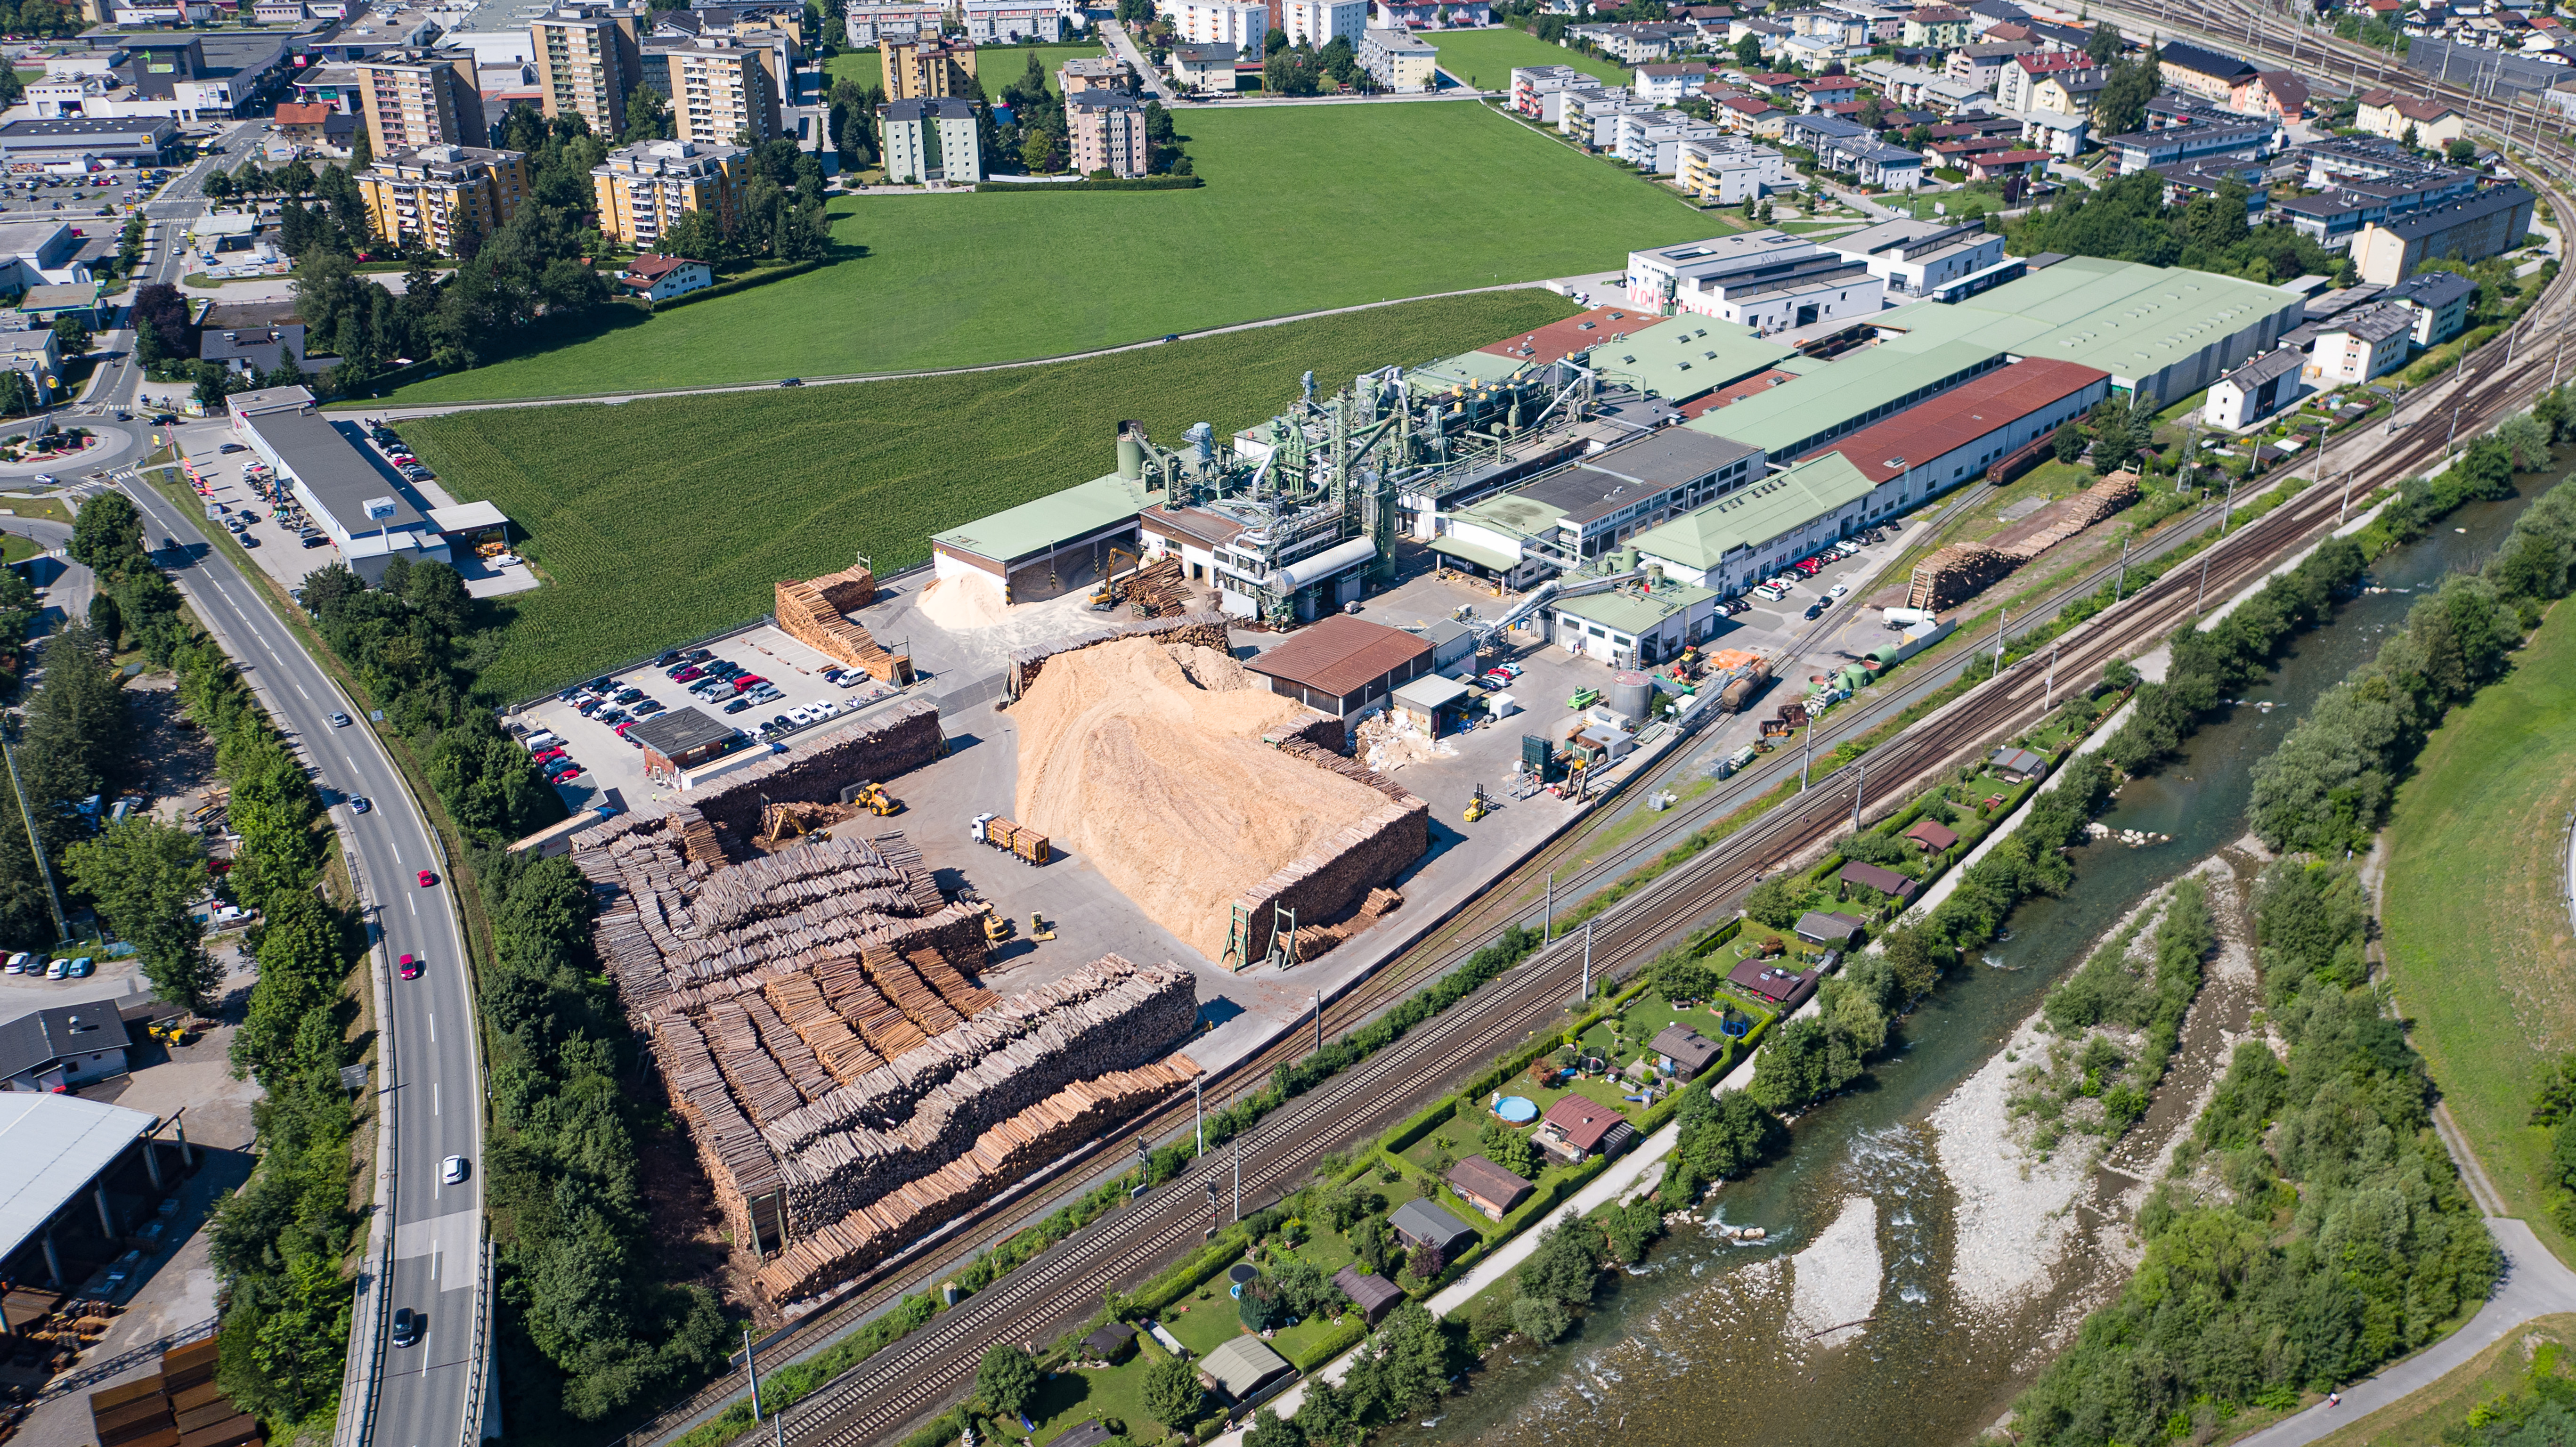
[1493,1095,1539,1124]
[1229,1264,1259,1285]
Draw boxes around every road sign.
[363,496,398,522]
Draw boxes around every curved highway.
[62,116,490,1447]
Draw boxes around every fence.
[33,1317,218,1403]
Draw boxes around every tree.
[1734,32,1763,65]
[51,314,89,357]
[1246,1407,1303,1447]
[1511,1292,1572,1343]
[1743,876,1802,928]
[1141,1352,1203,1432]
[2445,135,2477,165]
[2051,419,2087,463]
[69,491,145,573]
[1515,1220,1600,1309]
[2091,44,2159,139]
[131,281,191,365]
[975,1341,1040,1419]
[65,818,221,1010]
[2085,19,2122,63]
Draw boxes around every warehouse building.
[1799,357,2111,516]
[1579,314,1797,406]
[930,469,1160,605]
[1243,614,1434,718]
[1630,451,1877,595]
[1686,339,2008,461]
[1430,429,1765,578]
[228,385,510,584]
[1547,577,1721,665]
[0,115,179,165]
[1625,231,1886,333]
[2353,184,2537,285]
[0,1091,186,1292]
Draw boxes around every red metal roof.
[273,102,336,126]
[1246,615,1430,699]
[1540,1094,1627,1151]
[1805,358,2110,484]
[1479,303,1654,363]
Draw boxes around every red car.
[399,953,422,979]
[417,870,437,887]
[732,675,767,692]
[615,720,638,735]
[532,748,567,764]
[671,665,702,682]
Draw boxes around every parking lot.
[509,625,915,814]
[0,163,169,219]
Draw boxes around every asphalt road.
[65,113,487,1447]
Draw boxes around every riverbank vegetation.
[2013,864,2497,1444]
[2010,876,2215,1153]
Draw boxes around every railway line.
[631,74,2576,1447]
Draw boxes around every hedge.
[971,175,1206,192]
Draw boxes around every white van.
[523,732,561,752]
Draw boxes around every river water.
[1402,473,2562,1447]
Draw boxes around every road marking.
[429,1012,435,1044]
[294,681,309,699]
[409,894,418,915]
[433,1081,439,1116]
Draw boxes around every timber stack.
[776,568,914,684]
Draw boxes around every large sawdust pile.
[1014,637,1393,961]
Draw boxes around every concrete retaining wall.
[1003,612,1233,699]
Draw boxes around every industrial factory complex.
[545,230,2348,1314]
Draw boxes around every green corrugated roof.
[1583,316,1795,402]
[1428,533,1520,573]
[1554,580,1717,636]
[1859,256,2301,391]
[1686,341,2001,455]
[1406,350,1533,391]
[1632,452,1873,568]
[1455,488,1562,543]
[931,471,1160,565]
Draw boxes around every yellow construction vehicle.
[1463,785,1491,824]
[1088,545,1140,610]
[1028,913,1057,942]
[979,901,1014,943]
[147,1019,195,1047]
[854,780,901,817]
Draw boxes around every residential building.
[2270,171,2478,251]
[1282,0,1367,48]
[878,95,982,183]
[2018,106,2089,156]
[0,1003,134,1094]
[269,100,359,155]
[532,4,642,135]
[358,143,528,254]
[661,39,780,143]
[1675,135,1788,203]
[1995,48,2088,110]
[1614,108,1724,173]
[2100,117,2276,174]
[2307,301,2413,383]
[1566,19,1689,58]
[2203,347,2304,430]
[616,252,713,302]
[1716,94,1787,132]
[1168,41,1238,90]
[2353,184,2537,283]
[882,34,979,98]
[2385,268,2474,345]
[1059,57,1125,92]
[1787,114,1926,189]
[844,0,942,43]
[2156,40,2256,99]
[961,0,1062,40]
[2026,65,2105,117]
[590,137,746,246]
[2356,88,2468,147]
[1823,217,2004,298]
[1375,0,1490,23]
[1947,39,2033,89]
[1633,59,1712,101]
[354,49,482,155]
[1067,89,1148,177]
[1359,27,1438,91]
[1534,1094,1636,1165]
[2229,67,2308,121]
[1175,0,1268,49]
[1903,4,1970,47]
[1510,62,1590,118]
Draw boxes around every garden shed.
[1535,1094,1635,1165]
[1902,818,1959,852]
[1332,1265,1407,1325]
[1838,861,1918,902]
[1198,1336,1296,1408]
[1079,1321,1135,1363]
[1988,745,2048,782]
[1649,1024,1723,1080]
[1390,1198,1479,1259]
[1445,1154,1535,1220]
[1794,910,1866,947]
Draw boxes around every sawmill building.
[629,706,738,777]
[1243,615,1435,718]
[930,470,1161,605]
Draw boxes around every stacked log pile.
[1905,543,2014,612]
[1273,739,1421,806]
[1227,797,1430,966]
[1908,474,2141,610]
[653,1015,782,1240]
[777,573,912,684]
[755,1052,1201,1303]
[818,953,929,1058]
[909,948,1000,1017]
[1282,886,1404,964]
[871,832,946,916]
[1124,555,1192,617]
[764,974,883,1083]
[1004,611,1231,699]
[743,992,833,1103]
[687,702,946,844]
[858,943,963,1037]
[811,563,878,614]
[761,957,1197,1229]
[706,998,808,1126]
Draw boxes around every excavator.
[978,900,1014,944]
[1087,546,1139,610]
[146,1018,196,1047]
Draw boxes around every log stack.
[777,574,913,684]
[764,973,883,1083]
[859,943,964,1038]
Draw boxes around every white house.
[1675,137,1789,203]
[1282,0,1369,47]
[1174,0,1268,52]
[1614,110,1725,174]
[2305,301,2413,384]
[617,253,714,303]
[1823,218,2005,299]
[2203,347,2305,430]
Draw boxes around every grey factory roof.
[2217,346,2306,389]
[0,1091,155,1266]
[2388,268,2475,310]
[2376,183,2534,240]
[2325,301,2415,343]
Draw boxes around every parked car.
[45,958,65,979]
[731,674,766,692]
[685,648,712,663]
[613,688,644,704]
[723,698,753,714]
[2,952,25,974]
[218,442,246,454]
[671,665,702,682]
[632,699,665,716]
[1828,583,1849,598]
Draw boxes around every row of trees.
[2012,863,2498,1443]
[2250,396,2576,852]
[2006,169,2352,288]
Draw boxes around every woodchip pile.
[1004,611,1232,699]
[756,1052,1200,1303]
[777,568,914,684]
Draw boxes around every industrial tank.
[1609,670,1652,721]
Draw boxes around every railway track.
[631,76,2576,1447]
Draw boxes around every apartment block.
[1360,27,1437,91]
[533,5,641,135]
[961,0,1063,41]
[354,49,481,156]
[1067,88,1148,177]
[1281,0,1367,48]
[883,35,979,99]
[665,39,779,143]
[879,96,983,183]
[1674,136,1788,204]
[844,0,943,44]
[1174,0,1267,52]
[590,137,746,247]
[359,143,529,254]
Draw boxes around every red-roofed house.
[1967,147,2050,180]
[2356,88,2467,147]
[1999,49,2092,110]
[1535,1094,1637,1165]
[270,101,358,156]
[617,254,714,303]
[1796,74,1863,110]
[2230,69,2309,121]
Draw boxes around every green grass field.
[373,101,1702,404]
[822,41,1103,97]
[403,289,1577,700]
[2382,602,2576,1268]
[1428,27,1627,89]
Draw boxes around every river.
[1400,470,2562,1447]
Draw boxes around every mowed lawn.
[402,289,1579,700]
[823,41,1103,96]
[2382,602,2576,1267]
[375,101,1706,403]
[1428,27,1629,89]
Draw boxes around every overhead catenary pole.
[1581,919,1592,1001]
[1194,1076,1203,1156]
[745,1329,761,1424]
[1543,870,1553,941]
[1851,757,1865,830]
[1991,607,2007,680]
[1314,990,1323,1056]
[2113,534,2131,603]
